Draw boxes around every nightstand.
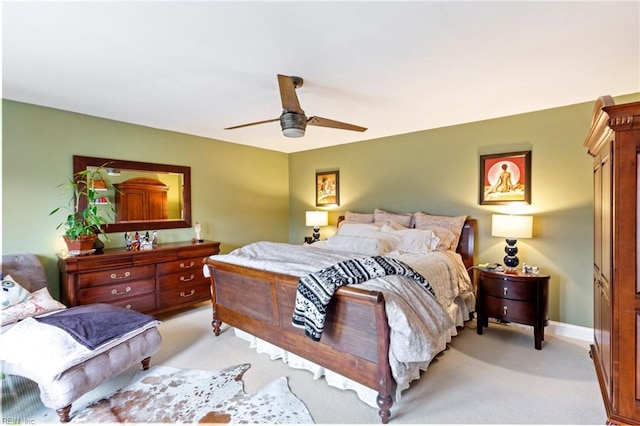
[475,268,550,350]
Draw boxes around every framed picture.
[479,150,531,205]
[316,170,340,206]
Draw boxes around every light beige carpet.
[3,302,607,424]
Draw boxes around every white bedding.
[205,240,474,404]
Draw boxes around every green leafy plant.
[50,167,115,241]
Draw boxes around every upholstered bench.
[1,254,162,422]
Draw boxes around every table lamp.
[306,211,328,242]
[491,214,533,272]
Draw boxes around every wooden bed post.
[373,292,394,424]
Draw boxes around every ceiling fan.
[225,74,367,138]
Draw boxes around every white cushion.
[1,275,31,309]
[1,288,66,325]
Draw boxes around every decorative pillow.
[414,212,467,250]
[1,288,66,326]
[373,209,414,228]
[326,235,396,256]
[1,275,31,309]
[344,211,374,223]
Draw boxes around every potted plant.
[50,167,115,253]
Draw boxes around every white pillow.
[336,222,382,236]
[1,288,66,325]
[326,235,396,256]
[1,275,31,309]
[344,211,374,223]
[373,209,414,228]
[396,229,440,254]
[415,225,456,251]
[413,212,467,250]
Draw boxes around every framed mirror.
[73,155,192,233]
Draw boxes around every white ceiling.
[3,1,639,153]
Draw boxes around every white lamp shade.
[306,211,328,227]
[492,214,533,239]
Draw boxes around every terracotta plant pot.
[63,234,97,253]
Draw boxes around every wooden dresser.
[583,97,640,424]
[58,240,220,315]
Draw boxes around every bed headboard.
[336,216,476,270]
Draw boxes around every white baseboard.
[492,320,594,343]
[546,320,593,343]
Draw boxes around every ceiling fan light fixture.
[282,127,305,138]
[280,112,307,138]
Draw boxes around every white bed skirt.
[233,291,475,407]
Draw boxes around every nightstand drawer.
[485,295,536,325]
[480,277,537,301]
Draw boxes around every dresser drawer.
[158,281,211,309]
[159,269,208,288]
[77,278,156,304]
[480,277,537,301]
[77,264,156,289]
[485,295,536,325]
[157,257,204,275]
[109,294,157,313]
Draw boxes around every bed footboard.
[206,259,395,423]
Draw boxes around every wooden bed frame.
[205,219,476,423]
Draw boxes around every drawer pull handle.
[180,261,195,269]
[503,306,508,315]
[112,286,132,295]
[180,274,195,282]
[110,271,131,280]
[125,304,132,310]
[180,289,195,297]
[503,287,508,296]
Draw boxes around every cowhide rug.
[69,363,314,424]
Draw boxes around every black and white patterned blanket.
[292,256,434,341]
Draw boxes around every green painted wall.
[289,93,640,328]
[2,100,290,296]
[4,94,639,328]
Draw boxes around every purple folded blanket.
[35,303,157,350]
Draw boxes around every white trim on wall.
[546,320,593,343]
[507,320,593,343]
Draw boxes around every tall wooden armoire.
[583,97,640,424]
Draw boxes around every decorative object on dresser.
[491,214,533,271]
[58,240,220,315]
[475,268,550,349]
[583,96,640,424]
[49,165,116,255]
[305,210,328,242]
[479,150,532,205]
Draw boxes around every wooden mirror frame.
[73,155,192,233]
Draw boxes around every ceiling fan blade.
[224,118,280,130]
[277,74,304,114]
[307,116,367,132]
